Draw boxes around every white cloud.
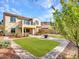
[0,0,10,12]
[55,3,62,11]
[38,7,53,20]
[42,14,50,19]
[11,0,15,3]
[40,0,52,8]
[11,8,22,15]
[34,0,52,8]
[0,7,5,12]
[4,4,10,11]
[0,0,53,21]
[38,8,55,22]
[5,0,9,3]
[0,0,22,15]
[11,0,21,6]
[0,0,23,19]
[38,13,50,22]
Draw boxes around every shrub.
[0,40,11,48]
[0,42,2,48]
[36,29,53,35]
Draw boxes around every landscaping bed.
[0,48,20,59]
[0,40,20,59]
[14,37,59,57]
[57,42,77,59]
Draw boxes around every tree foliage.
[53,0,79,46]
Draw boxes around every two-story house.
[3,12,41,36]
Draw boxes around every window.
[11,28,16,33]
[26,29,30,32]
[24,20,30,25]
[10,17,16,22]
[35,20,39,25]
[24,29,30,33]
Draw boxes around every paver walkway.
[11,41,35,59]
[57,42,77,59]
[4,36,69,59]
[44,37,69,59]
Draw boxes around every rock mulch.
[0,36,4,40]
[0,48,20,59]
[57,42,77,59]
[0,36,20,59]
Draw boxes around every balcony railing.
[23,22,34,25]
[17,21,40,28]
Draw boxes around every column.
[22,20,24,36]
[32,29,35,35]
[30,21,31,25]
[22,27,24,36]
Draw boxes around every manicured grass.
[49,34,65,39]
[14,37,59,57]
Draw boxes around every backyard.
[14,37,59,57]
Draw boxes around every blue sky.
[0,0,62,22]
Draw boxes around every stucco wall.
[4,15,21,35]
[4,15,41,35]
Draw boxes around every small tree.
[52,0,79,59]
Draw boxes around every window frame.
[24,20,30,25]
[10,16,16,23]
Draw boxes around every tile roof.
[3,12,32,20]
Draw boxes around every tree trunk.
[78,47,79,59]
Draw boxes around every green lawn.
[49,34,65,39]
[14,37,59,57]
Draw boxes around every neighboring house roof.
[41,22,50,29]
[41,22,50,25]
[3,12,32,20]
[41,24,50,29]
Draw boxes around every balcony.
[18,20,41,28]
[23,24,36,28]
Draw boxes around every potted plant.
[44,34,48,38]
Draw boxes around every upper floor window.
[10,17,16,23]
[35,20,39,25]
[24,20,30,25]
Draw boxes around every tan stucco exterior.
[4,15,21,35]
[3,12,41,36]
